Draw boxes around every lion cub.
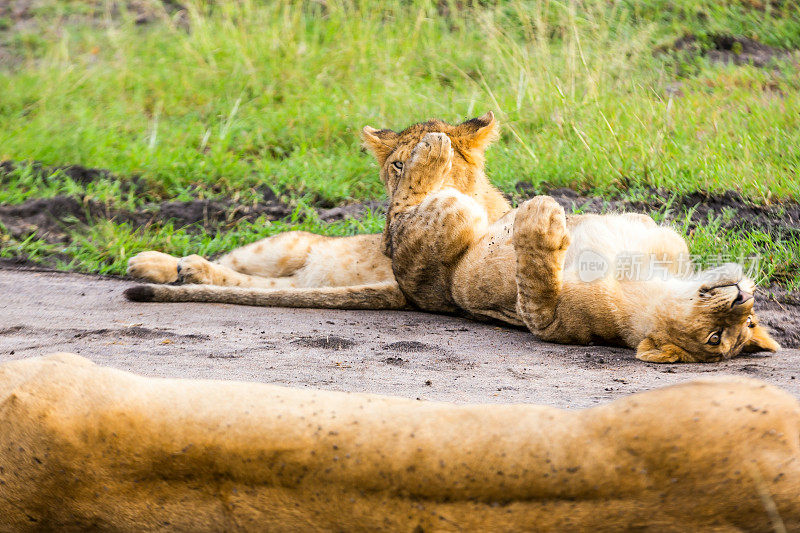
[126,113,779,363]
[125,113,510,308]
[385,130,779,363]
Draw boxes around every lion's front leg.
[127,251,293,288]
[383,132,454,255]
[512,196,570,333]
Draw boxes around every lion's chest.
[387,189,489,313]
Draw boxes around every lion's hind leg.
[618,213,692,279]
[174,230,334,288]
[512,196,571,333]
[173,231,330,289]
[176,255,298,288]
[215,231,328,278]
[128,231,336,288]
[127,251,180,283]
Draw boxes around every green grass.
[2,0,799,201]
[0,205,386,275]
[669,210,800,289]
[1,0,799,288]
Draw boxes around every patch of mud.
[381,340,433,353]
[514,184,800,239]
[666,34,794,68]
[705,35,790,67]
[0,255,73,272]
[291,335,357,350]
[753,288,800,349]
[0,196,121,243]
[0,1,189,70]
[0,161,386,245]
[0,0,187,30]
[762,286,800,307]
[0,158,298,239]
[0,324,209,343]
[0,161,147,194]
[69,326,209,341]
[317,200,386,221]
[68,326,208,342]
[0,195,287,243]
[156,199,292,227]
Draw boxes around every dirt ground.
[2,265,799,408]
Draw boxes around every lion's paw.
[177,255,216,285]
[126,251,180,283]
[409,132,453,174]
[513,196,569,252]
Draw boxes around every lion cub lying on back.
[386,132,779,362]
[126,114,779,363]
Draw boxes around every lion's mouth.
[707,280,753,309]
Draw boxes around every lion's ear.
[744,324,781,353]
[361,126,399,165]
[636,337,689,363]
[455,111,499,152]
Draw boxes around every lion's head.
[636,264,780,363]
[361,112,504,257]
[360,111,499,201]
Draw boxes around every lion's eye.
[707,332,721,346]
[746,316,754,328]
[392,161,403,171]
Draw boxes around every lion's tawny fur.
[2,353,799,531]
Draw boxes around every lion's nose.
[732,287,753,306]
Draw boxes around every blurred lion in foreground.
[1,353,799,530]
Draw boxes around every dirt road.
[2,266,799,407]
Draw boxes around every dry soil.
[2,265,799,408]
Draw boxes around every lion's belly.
[451,214,520,323]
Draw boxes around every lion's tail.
[123,282,408,310]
